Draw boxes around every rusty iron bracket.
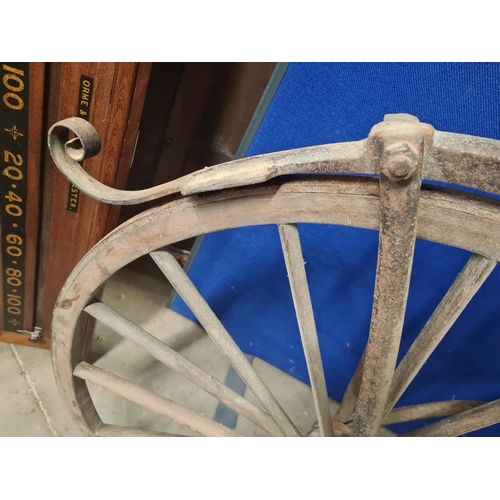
[17,326,42,343]
[48,114,500,206]
[352,114,431,436]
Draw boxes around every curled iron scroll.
[48,118,188,205]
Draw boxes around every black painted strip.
[1,63,30,332]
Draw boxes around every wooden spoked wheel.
[52,176,500,437]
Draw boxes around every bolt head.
[381,143,419,182]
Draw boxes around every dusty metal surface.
[351,115,426,436]
[48,113,500,437]
[48,114,500,205]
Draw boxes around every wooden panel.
[105,62,153,234]
[118,62,209,224]
[39,62,149,344]
[182,62,277,174]
[140,62,275,254]
[152,63,219,185]
[153,62,277,182]
[1,62,270,347]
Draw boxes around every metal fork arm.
[48,115,500,206]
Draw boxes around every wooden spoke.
[74,362,241,437]
[84,301,281,436]
[382,400,485,426]
[333,350,365,423]
[150,249,301,437]
[279,224,333,437]
[402,399,500,437]
[385,254,497,415]
[352,131,424,436]
[96,424,183,437]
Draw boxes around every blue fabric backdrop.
[172,63,500,436]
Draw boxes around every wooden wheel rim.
[52,176,500,436]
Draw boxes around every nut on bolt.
[380,143,419,182]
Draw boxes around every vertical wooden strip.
[35,62,61,331]
[79,62,141,360]
[87,63,139,245]
[117,62,185,223]
[42,63,115,338]
[41,63,144,338]
[385,254,497,414]
[278,223,333,436]
[105,62,153,234]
